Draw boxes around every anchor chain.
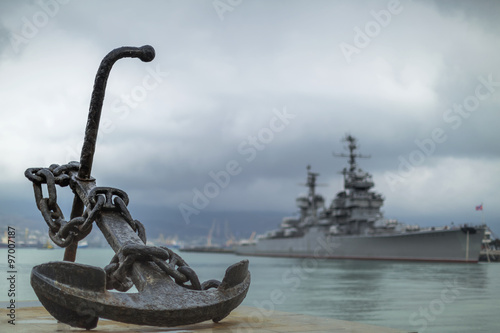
[25,162,100,247]
[25,163,147,248]
[104,244,221,292]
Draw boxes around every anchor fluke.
[31,260,250,328]
[31,262,106,329]
[219,259,249,290]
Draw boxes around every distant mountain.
[132,207,289,240]
[0,207,290,243]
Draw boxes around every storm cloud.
[1,0,499,236]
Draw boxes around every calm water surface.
[1,248,499,332]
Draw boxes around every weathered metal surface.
[26,45,250,330]
[78,45,155,181]
[32,259,250,328]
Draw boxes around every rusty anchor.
[25,45,250,329]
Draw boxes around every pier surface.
[2,304,414,332]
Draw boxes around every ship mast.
[305,165,319,217]
[334,134,370,188]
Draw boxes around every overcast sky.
[1,0,499,235]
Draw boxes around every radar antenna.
[298,165,327,217]
[333,134,370,173]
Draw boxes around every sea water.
[1,248,499,332]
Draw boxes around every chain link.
[88,187,147,244]
[114,196,147,244]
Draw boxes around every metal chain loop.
[29,167,68,233]
[88,186,129,208]
[25,161,79,187]
[37,198,65,232]
[48,195,106,247]
[50,161,80,186]
[103,244,219,292]
[113,196,147,244]
[80,195,106,236]
[88,187,147,244]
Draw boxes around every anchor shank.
[69,171,166,291]
[100,211,166,291]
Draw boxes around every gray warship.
[236,135,486,262]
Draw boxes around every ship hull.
[236,226,486,263]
